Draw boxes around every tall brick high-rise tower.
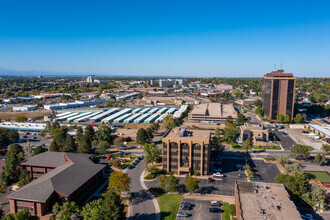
[262,69,296,121]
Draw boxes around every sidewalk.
[183,193,235,204]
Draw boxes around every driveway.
[127,160,158,220]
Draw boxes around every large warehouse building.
[54,105,188,124]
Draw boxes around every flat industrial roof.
[163,127,210,141]
[309,124,330,137]
[236,181,301,220]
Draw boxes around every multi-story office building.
[262,69,296,121]
[162,127,211,175]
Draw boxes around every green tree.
[15,115,28,122]
[76,126,83,143]
[113,137,124,150]
[291,144,310,160]
[96,125,113,144]
[255,107,263,116]
[17,170,32,188]
[32,146,47,156]
[276,154,289,166]
[321,144,330,152]
[274,173,308,197]
[102,191,126,220]
[236,113,248,125]
[302,183,327,209]
[158,174,179,192]
[136,128,149,145]
[109,158,122,168]
[107,171,131,193]
[314,154,326,165]
[226,116,234,124]
[149,123,160,133]
[2,208,35,220]
[143,143,162,164]
[283,114,291,123]
[3,144,24,184]
[294,113,306,123]
[77,135,92,154]
[253,99,262,108]
[163,115,179,130]
[63,135,76,152]
[145,127,154,143]
[49,141,60,152]
[223,123,238,143]
[52,201,81,220]
[84,125,95,142]
[284,163,303,176]
[97,141,108,154]
[242,139,253,153]
[276,114,285,123]
[184,176,199,192]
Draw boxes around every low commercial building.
[235,98,259,106]
[216,84,233,90]
[235,181,301,220]
[306,123,330,139]
[43,100,105,110]
[188,103,237,123]
[162,127,211,175]
[13,105,38,112]
[6,152,105,218]
[240,122,273,147]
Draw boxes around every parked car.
[128,164,134,169]
[264,155,272,159]
[301,214,313,219]
[210,201,221,206]
[209,208,222,213]
[181,202,192,208]
[213,172,224,178]
[180,205,190,211]
[238,173,247,178]
[251,176,262,180]
[176,212,189,217]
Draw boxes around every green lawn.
[155,193,182,220]
[127,141,140,146]
[304,171,330,183]
[306,145,314,151]
[122,155,137,166]
[253,145,281,150]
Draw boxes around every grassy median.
[149,187,182,220]
[304,171,330,183]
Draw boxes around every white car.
[210,201,221,206]
[213,172,224,177]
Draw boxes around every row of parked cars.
[127,155,144,169]
[177,201,222,217]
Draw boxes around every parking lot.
[17,131,52,152]
[145,155,281,197]
[194,157,281,196]
[285,128,325,150]
[177,199,222,220]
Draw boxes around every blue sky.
[0,0,329,77]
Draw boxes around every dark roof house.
[6,152,105,218]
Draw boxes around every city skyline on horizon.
[0,0,330,77]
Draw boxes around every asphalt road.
[127,160,157,220]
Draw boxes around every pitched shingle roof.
[7,152,105,202]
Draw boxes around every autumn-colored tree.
[106,171,131,193]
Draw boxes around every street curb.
[140,170,161,220]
